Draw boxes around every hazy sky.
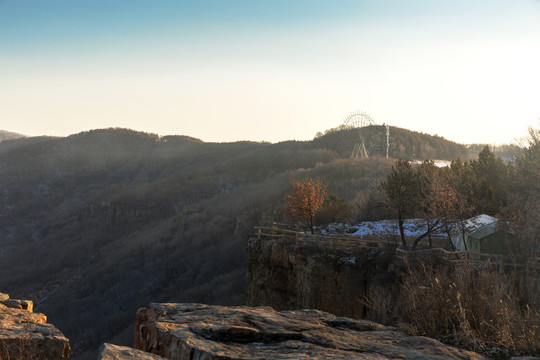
[1,0,539,144]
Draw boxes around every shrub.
[398,262,540,354]
[315,194,352,225]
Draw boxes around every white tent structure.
[451,214,498,252]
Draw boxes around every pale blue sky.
[1,0,539,144]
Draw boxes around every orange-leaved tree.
[284,177,327,234]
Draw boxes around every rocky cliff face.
[247,235,398,318]
[0,292,70,359]
[134,302,488,360]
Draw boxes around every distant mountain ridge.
[0,130,26,142]
[0,125,469,160]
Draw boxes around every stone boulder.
[2,298,34,311]
[135,303,488,360]
[98,343,167,359]
[0,301,70,359]
[0,292,34,311]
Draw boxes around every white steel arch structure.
[342,111,376,158]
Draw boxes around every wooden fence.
[254,226,540,275]
[396,247,540,274]
[254,226,397,250]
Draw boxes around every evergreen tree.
[501,128,540,257]
[413,161,458,249]
[380,159,419,247]
[470,146,508,215]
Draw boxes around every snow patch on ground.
[319,219,446,238]
[339,256,356,264]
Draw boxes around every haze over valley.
[1,1,539,359]
[0,126,477,357]
[0,124,538,358]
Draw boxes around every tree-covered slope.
[0,126,470,359]
[313,125,469,160]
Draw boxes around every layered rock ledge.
[0,292,70,360]
[134,303,488,360]
[98,343,167,360]
[0,291,33,311]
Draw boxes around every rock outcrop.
[247,235,398,318]
[2,298,34,311]
[134,303,488,360]
[98,343,167,359]
[0,292,70,359]
[0,291,33,311]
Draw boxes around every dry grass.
[366,260,540,357]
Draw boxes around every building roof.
[468,221,499,240]
[462,214,498,232]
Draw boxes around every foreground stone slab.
[0,303,70,359]
[135,303,488,360]
[98,343,167,360]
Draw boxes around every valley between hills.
[0,125,537,359]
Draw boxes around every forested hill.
[0,130,25,142]
[0,125,468,164]
[312,125,469,160]
[0,126,468,359]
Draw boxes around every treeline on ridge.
[313,125,469,160]
[0,126,480,359]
